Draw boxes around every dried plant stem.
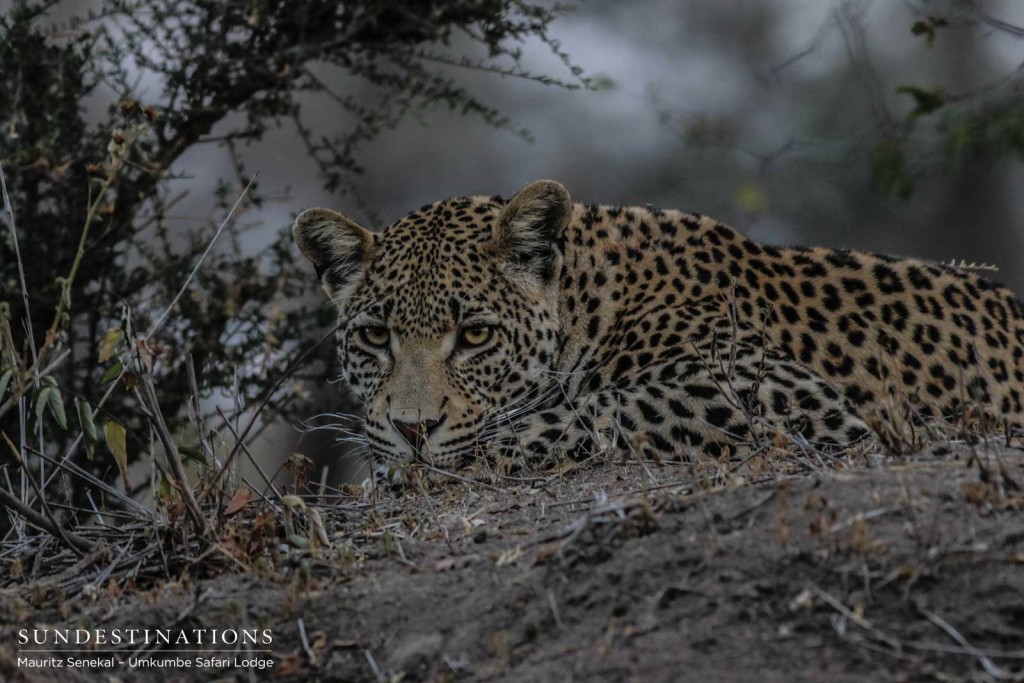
[0,149,125,418]
[205,406,283,503]
[18,363,135,515]
[0,479,95,555]
[216,322,342,490]
[807,582,902,650]
[921,608,1010,678]
[26,444,150,516]
[0,161,37,367]
[136,372,207,538]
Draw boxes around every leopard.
[292,179,1024,472]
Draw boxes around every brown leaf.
[49,161,72,181]
[999,496,1024,511]
[804,492,830,511]
[224,487,252,517]
[961,481,993,506]
[273,652,305,677]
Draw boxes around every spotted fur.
[293,180,1024,469]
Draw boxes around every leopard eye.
[357,326,390,348]
[459,325,493,348]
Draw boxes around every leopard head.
[293,180,572,468]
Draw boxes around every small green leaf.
[911,21,935,46]
[178,444,206,464]
[101,360,123,385]
[45,387,67,430]
[157,474,172,499]
[33,389,49,426]
[896,85,946,119]
[76,398,98,444]
[911,16,948,48]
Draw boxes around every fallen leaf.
[224,487,251,516]
[273,652,304,677]
[49,161,72,180]
[961,481,993,506]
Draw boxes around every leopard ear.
[292,208,375,302]
[492,179,571,286]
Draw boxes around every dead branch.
[0,485,95,555]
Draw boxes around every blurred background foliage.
[0,0,586,499]
[2,0,1024,495]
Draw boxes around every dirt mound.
[3,448,1023,682]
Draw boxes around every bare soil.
[2,446,1023,682]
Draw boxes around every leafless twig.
[808,581,903,650]
[145,173,257,340]
[921,608,1011,679]
[135,370,207,538]
[206,406,284,503]
[0,484,95,555]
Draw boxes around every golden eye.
[459,325,493,348]
[358,326,390,348]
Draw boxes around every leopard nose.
[392,416,444,447]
